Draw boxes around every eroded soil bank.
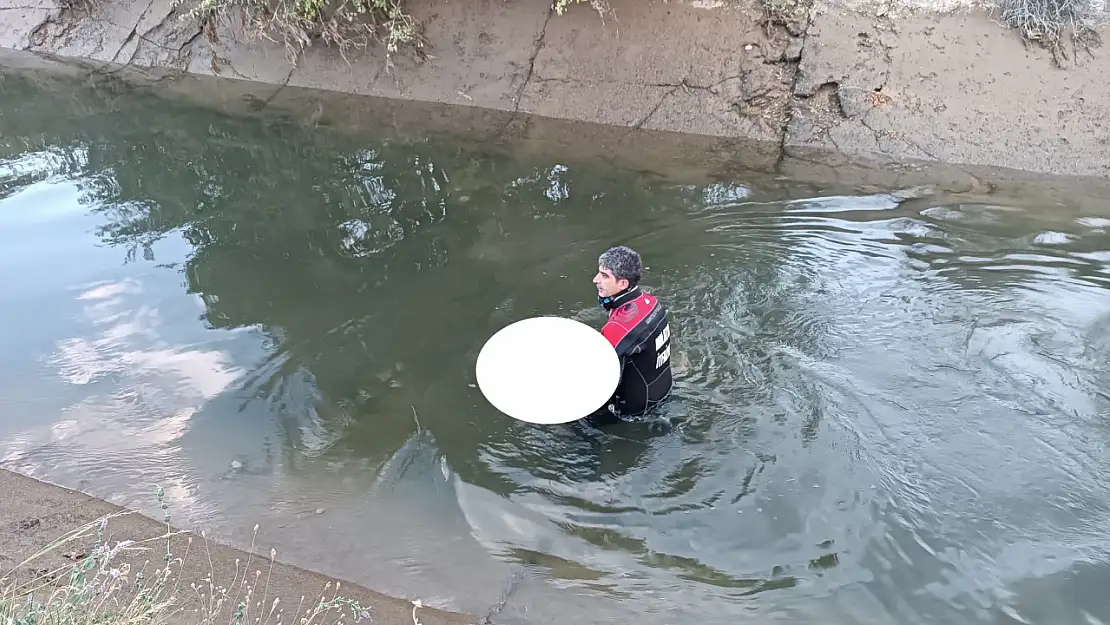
[1,0,1109,180]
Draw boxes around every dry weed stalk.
[0,487,373,625]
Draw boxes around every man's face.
[593,266,628,299]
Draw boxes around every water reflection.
[3,71,1110,625]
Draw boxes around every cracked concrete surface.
[272,0,554,112]
[516,0,799,168]
[785,0,1110,178]
[1,0,205,73]
[0,0,60,51]
[1,0,1109,182]
[510,2,554,113]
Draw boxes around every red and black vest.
[599,286,673,416]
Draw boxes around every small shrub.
[994,0,1105,63]
[185,0,422,65]
[184,0,612,66]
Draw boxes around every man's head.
[594,245,643,299]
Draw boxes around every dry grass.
[0,488,383,625]
[183,0,615,66]
[185,0,422,66]
[994,0,1106,65]
[552,0,611,16]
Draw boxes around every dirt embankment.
[0,0,1108,181]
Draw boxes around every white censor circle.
[476,316,621,425]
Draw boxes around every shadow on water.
[4,70,1110,625]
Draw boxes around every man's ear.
[617,279,629,292]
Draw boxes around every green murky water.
[4,70,1110,625]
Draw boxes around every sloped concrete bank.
[1,0,1110,189]
[0,469,474,625]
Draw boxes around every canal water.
[3,71,1110,625]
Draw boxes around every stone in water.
[475,316,620,425]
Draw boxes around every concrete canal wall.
[2,1,1110,623]
[1,0,1108,182]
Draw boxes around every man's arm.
[600,319,630,374]
[602,325,629,370]
[601,319,639,358]
[597,321,627,417]
[601,321,623,349]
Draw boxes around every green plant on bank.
[0,486,379,625]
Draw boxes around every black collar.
[599,285,640,311]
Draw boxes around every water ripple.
[4,84,1110,625]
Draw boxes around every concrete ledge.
[0,469,475,625]
[2,0,1108,179]
[788,1,1110,178]
[4,41,1110,215]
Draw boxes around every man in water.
[589,245,673,424]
